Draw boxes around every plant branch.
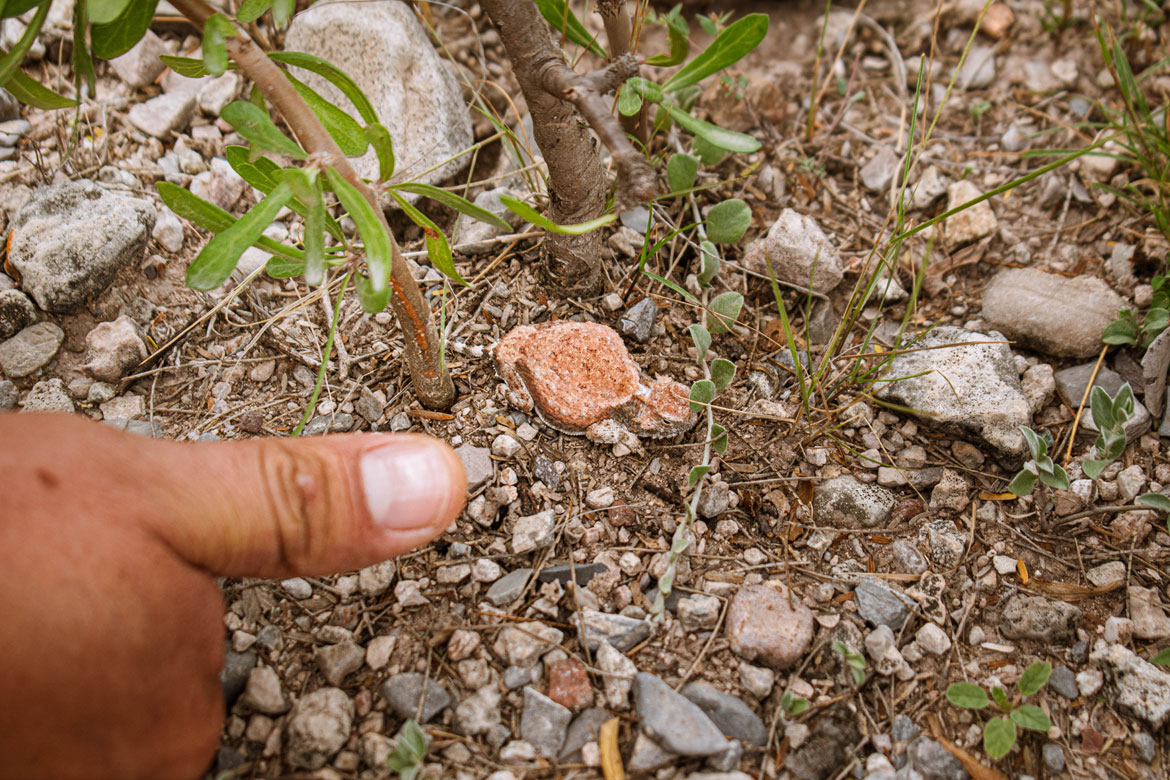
[597,0,648,142]
[167,0,454,409]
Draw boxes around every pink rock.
[725,585,814,670]
[494,322,695,440]
[547,657,593,711]
[84,315,147,382]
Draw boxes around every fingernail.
[361,439,457,530]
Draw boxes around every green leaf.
[1007,469,1037,497]
[159,55,216,79]
[711,422,728,454]
[697,241,720,287]
[1089,385,1114,434]
[364,122,396,181]
[616,81,642,117]
[663,14,768,92]
[946,682,990,709]
[268,51,378,124]
[689,323,711,362]
[1,0,40,18]
[1038,464,1069,491]
[91,0,158,59]
[202,13,236,78]
[1011,705,1051,732]
[711,358,736,391]
[1019,426,1045,459]
[1102,312,1138,345]
[499,194,616,235]
[395,183,511,232]
[667,153,699,193]
[224,146,279,192]
[221,100,307,160]
[399,719,428,763]
[325,166,392,293]
[1137,492,1170,513]
[690,379,715,413]
[983,717,1016,759]
[0,0,49,89]
[271,0,294,25]
[236,0,272,25]
[265,256,304,278]
[72,1,96,98]
[706,198,751,243]
[532,0,605,58]
[1018,662,1051,696]
[991,686,1009,710]
[667,104,761,153]
[781,693,808,716]
[1113,382,1135,421]
[281,168,326,285]
[688,464,710,487]
[1152,648,1170,666]
[284,73,368,157]
[1082,457,1108,481]
[6,69,75,109]
[156,181,303,262]
[646,11,689,66]
[707,291,743,334]
[86,0,133,24]
[187,182,293,289]
[389,189,468,287]
[355,272,391,313]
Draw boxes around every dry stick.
[168,0,454,410]
[1063,344,1109,465]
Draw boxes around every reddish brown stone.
[725,584,814,670]
[982,3,1015,39]
[547,657,593,711]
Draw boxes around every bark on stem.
[167,0,454,410]
[481,0,653,295]
[597,0,648,142]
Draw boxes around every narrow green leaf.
[72,0,97,98]
[268,50,378,124]
[1007,469,1037,496]
[224,145,280,192]
[157,181,303,261]
[706,198,752,243]
[187,182,293,289]
[692,132,727,166]
[663,14,768,92]
[1152,648,1170,666]
[0,0,50,88]
[364,122,396,181]
[1019,426,1043,459]
[355,272,391,313]
[1018,662,1051,696]
[86,0,133,24]
[711,422,728,454]
[1010,705,1051,733]
[1137,492,1170,513]
[271,0,294,25]
[325,166,391,291]
[689,379,715,413]
[202,13,236,77]
[221,100,307,160]
[642,268,698,304]
[688,464,710,487]
[666,104,761,153]
[697,241,720,287]
[707,291,743,334]
[282,168,326,285]
[532,0,605,58]
[946,682,990,709]
[159,55,216,79]
[983,717,1016,760]
[688,323,711,362]
[91,0,158,59]
[667,152,699,193]
[395,182,511,232]
[646,13,689,66]
[265,256,304,278]
[499,194,616,235]
[1113,382,1135,421]
[711,358,736,391]
[285,72,368,157]
[236,0,272,25]
[1089,385,1114,434]
[389,189,469,288]
[6,70,76,112]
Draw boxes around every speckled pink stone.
[494,321,695,437]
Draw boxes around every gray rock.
[108,30,168,88]
[575,610,651,651]
[945,180,997,248]
[240,665,288,715]
[1129,585,1170,640]
[520,686,572,758]
[861,146,900,194]
[1142,327,1170,418]
[912,166,948,209]
[698,479,732,518]
[285,687,354,770]
[559,707,610,760]
[128,91,197,139]
[84,316,147,382]
[381,672,452,722]
[784,711,859,780]
[681,681,767,746]
[22,378,73,413]
[1055,363,1151,442]
[922,517,967,569]
[760,209,844,293]
[619,297,657,343]
[855,578,914,630]
[1132,732,1156,764]
[906,737,966,780]
[455,443,493,490]
[597,638,636,709]
[314,641,364,686]
[504,664,538,689]
[537,562,607,587]
[1091,642,1170,728]
[486,567,532,606]
[0,378,16,409]
[958,44,996,89]
[628,731,678,772]
[0,289,35,340]
[454,684,501,735]
[198,72,240,115]
[1043,743,1065,773]
[983,268,1126,358]
[10,180,156,312]
[220,648,256,708]
[389,411,411,431]
[533,453,559,488]
[633,673,731,757]
[875,326,1030,462]
[0,321,63,378]
[493,621,563,667]
[512,508,555,553]
[284,0,471,193]
[453,188,521,253]
[281,577,312,600]
[814,476,895,528]
[152,206,184,253]
[1001,594,1080,643]
[1048,665,1079,699]
[725,585,814,669]
[891,715,920,742]
[891,540,928,575]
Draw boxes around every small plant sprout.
[779,690,809,717]
[385,719,428,780]
[1007,426,1069,496]
[1081,382,1135,480]
[1152,648,1170,667]
[946,662,1053,761]
[833,641,867,688]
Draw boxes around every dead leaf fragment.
[600,717,624,780]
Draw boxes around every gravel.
[633,673,731,757]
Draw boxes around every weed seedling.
[833,641,867,688]
[946,662,1053,760]
[385,719,427,780]
[1081,382,1135,480]
[1007,426,1069,496]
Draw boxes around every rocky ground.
[2,1,1170,779]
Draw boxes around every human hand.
[0,412,466,780]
